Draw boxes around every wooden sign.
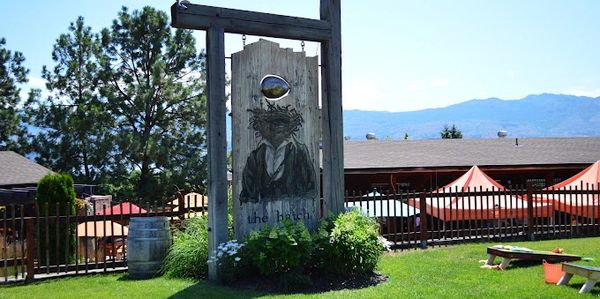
[232,39,320,239]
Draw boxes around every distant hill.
[343,94,600,140]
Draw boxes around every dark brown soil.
[229,271,388,294]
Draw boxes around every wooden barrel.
[127,217,172,279]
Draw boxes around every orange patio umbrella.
[538,161,600,218]
[77,220,128,237]
[409,166,552,221]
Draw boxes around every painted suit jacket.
[240,139,316,203]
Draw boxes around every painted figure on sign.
[240,102,317,203]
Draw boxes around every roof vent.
[366,132,377,140]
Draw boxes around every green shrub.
[313,209,384,276]
[36,173,76,265]
[243,220,312,285]
[161,216,209,279]
[210,240,244,283]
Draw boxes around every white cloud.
[506,70,521,78]
[28,76,47,89]
[564,87,600,98]
[403,78,449,93]
[342,79,387,110]
[342,77,457,112]
[19,76,50,100]
[430,78,449,88]
[405,81,425,92]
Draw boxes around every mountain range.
[343,94,600,140]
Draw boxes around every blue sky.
[1,1,599,112]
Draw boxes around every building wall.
[344,164,588,193]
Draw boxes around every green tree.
[36,173,76,265]
[440,124,463,139]
[98,7,207,202]
[0,38,29,153]
[403,132,409,140]
[27,17,114,185]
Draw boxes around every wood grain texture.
[232,39,320,240]
[320,0,345,215]
[171,3,331,42]
[206,26,228,280]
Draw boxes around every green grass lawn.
[2,237,599,298]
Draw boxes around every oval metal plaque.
[260,75,290,100]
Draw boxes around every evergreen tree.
[98,7,207,202]
[36,173,77,265]
[440,124,463,139]
[0,38,29,153]
[27,17,114,185]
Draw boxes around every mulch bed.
[229,271,388,294]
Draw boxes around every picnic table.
[485,246,581,270]
[557,263,600,294]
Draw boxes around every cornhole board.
[485,247,581,270]
[557,263,600,294]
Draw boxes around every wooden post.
[206,25,229,281]
[25,218,34,282]
[170,0,345,280]
[320,0,344,216]
[177,192,185,218]
[526,182,535,241]
[419,192,428,249]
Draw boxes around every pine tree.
[440,124,463,139]
[0,38,29,153]
[27,17,114,185]
[98,7,207,202]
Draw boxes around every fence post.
[419,192,428,249]
[25,218,35,282]
[526,182,535,241]
[177,192,185,218]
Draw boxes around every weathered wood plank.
[232,39,320,239]
[320,0,344,215]
[171,3,331,42]
[206,25,229,281]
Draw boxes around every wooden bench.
[557,263,600,294]
[485,247,581,270]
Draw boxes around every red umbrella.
[408,165,551,221]
[537,161,600,218]
[97,202,147,215]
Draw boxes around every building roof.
[0,151,53,186]
[343,137,600,170]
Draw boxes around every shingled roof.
[0,151,53,186]
[343,137,600,170]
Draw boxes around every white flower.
[234,257,241,262]
[378,236,393,251]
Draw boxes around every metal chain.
[301,40,305,52]
[242,34,247,47]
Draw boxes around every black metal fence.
[345,184,600,249]
[0,193,207,284]
[2,185,599,284]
